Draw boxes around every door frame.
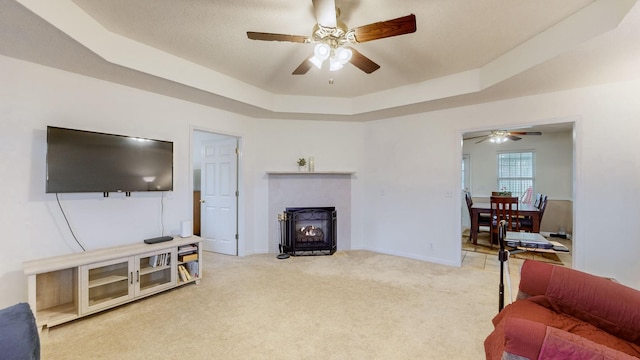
[457,119,577,267]
[190,126,243,256]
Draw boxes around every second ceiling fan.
[247,0,416,75]
[466,130,543,144]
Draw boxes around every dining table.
[469,202,541,245]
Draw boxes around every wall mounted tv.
[46,126,173,194]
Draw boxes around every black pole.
[497,220,507,312]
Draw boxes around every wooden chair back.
[464,191,473,212]
[490,196,520,233]
[533,193,543,208]
[538,195,548,222]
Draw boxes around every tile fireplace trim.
[267,172,352,253]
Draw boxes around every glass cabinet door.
[136,249,176,297]
[80,257,133,314]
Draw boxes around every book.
[149,255,158,267]
[178,265,191,281]
[179,253,198,262]
[178,245,198,253]
[186,262,199,278]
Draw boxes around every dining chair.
[465,191,490,243]
[519,192,543,232]
[520,194,547,232]
[520,186,533,205]
[490,196,520,248]
[533,193,543,208]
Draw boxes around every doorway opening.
[192,129,239,256]
[460,122,575,267]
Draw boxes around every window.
[497,151,534,201]
[462,154,470,191]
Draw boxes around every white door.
[200,138,238,255]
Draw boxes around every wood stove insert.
[280,207,336,256]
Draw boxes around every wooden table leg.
[470,209,478,245]
[533,213,540,233]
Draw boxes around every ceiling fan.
[466,130,542,144]
[246,0,416,75]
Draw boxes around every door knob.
[200,200,205,203]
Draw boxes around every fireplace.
[279,207,336,256]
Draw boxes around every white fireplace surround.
[267,172,354,254]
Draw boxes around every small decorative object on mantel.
[308,156,315,172]
[297,158,307,172]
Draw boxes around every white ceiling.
[2,0,640,121]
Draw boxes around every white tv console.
[23,236,203,331]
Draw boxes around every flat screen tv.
[46,126,173,193]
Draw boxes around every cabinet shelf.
[88,274,129,289]
[139,264,171,275]
[88,294,120,307]
[35,302,78,327]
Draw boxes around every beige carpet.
[40,250,516,359]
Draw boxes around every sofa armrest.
[503,318,547,360]
[0,303,40,360]
[518,260,554,297]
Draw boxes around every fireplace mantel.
[266,171,355,175]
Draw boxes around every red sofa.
[485,260,640,359]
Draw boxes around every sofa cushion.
[539,326,638,360]
[542,264,640,346]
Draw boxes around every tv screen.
[46,126,173,193]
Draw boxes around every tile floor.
[461,236,572,278]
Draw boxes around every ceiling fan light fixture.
[310,43,331,69]
[329,47,352,71]
[329,56,344,71]
[335,47,352,63]
[489,135,508,144]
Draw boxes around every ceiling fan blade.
[312,0,337,28]
[507,135,522,141]
[475,136,490,144]
[347,47,380,74]
[292,56,313,75]
[352,14,416,43]
[464,135,489,141]
[509,131,542,136]
[247,32,310,43]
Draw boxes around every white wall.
[242,118,366,254]
[2,54,640,308]
[463,130,574,200]
[0,55,366,307]
[359,80,640,289]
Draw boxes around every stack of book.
[177,244,199,282]
[177,262,199,282]
[148,253,171,267]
